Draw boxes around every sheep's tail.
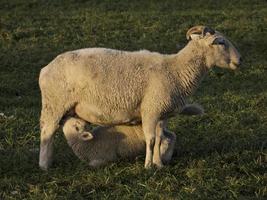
[180,104,204,116]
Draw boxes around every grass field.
[0,0,266,199]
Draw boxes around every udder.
[75,103,141,126]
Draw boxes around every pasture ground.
[0,0,266,199]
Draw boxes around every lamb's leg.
[39,106,65,170]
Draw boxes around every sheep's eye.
[212,38,225,45]
[75,126,79,131]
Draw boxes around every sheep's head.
[186,25,242,70]
[63,118,93,142]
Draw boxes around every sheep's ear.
[80,132,93,141]
[189,33,201,40]
[203,27,215,37]
[211,37,225,45]
[186,25,215,40]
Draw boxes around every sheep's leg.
[142,118,156,169]
[39,106,66,170]
[89,159,107,168]
[160,130,176,164]
[142,116,163,169]
[39,123,58,170]
[153,120,166,168]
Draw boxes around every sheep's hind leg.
[39,107,66,170]
[39,123,58,170]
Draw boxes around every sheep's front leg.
[153,120,166,168]
[160,130,176,164]
[142,116,163,169]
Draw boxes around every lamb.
[63,118,175,167]
[39,25,241,170]
[63,104,204,167]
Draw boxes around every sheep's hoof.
[89,159,106,168]
[39,160,51,171]
[39,164,49,171]
[144,161,152,169]
[153,160,164,169]
[155,163,164,169]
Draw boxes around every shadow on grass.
[0,124,265,176]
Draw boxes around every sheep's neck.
[172,42,209,97]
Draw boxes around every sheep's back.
[61,48,167,112]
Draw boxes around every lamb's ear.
[80,132,93,141]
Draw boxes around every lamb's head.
[186,25,242,70]
[63,117,93,143]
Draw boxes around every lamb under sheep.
[63,104,204,167]
[63,118,176,168]
[39,25,241,170]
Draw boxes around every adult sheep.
[39,25,241,170]
[63,104,204,168]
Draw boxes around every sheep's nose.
[233,57,242,67]
[238,57,243,65]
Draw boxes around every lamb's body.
[63,118,176,167]
[39,26,241,170]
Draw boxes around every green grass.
[0,0,266,199]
